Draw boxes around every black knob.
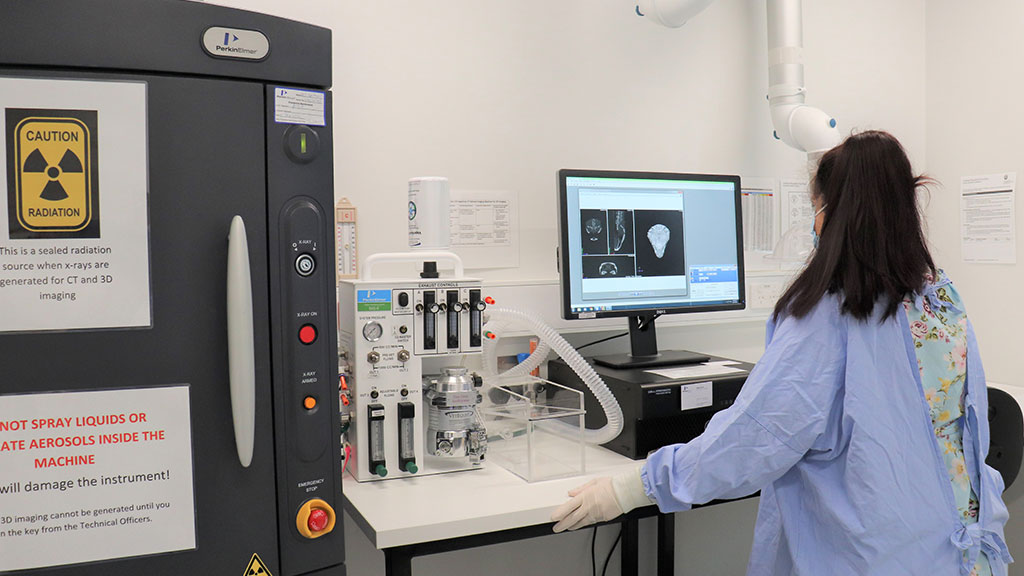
[420,261,439,279]
[398,292,410,307]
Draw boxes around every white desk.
[344,386,1023,576]
[343,445,672,576]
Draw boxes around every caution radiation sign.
[0,77,151,333]
[6,109,100,238]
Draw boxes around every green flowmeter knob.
[404,462,418,474]
[375,464,388,478]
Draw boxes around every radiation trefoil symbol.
[6,109,100,239]
[243,553,273,576]
[22,146,84,201]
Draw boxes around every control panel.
[266,84,344,575]
[338,278,486,482]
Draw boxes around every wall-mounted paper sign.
[961,172,1016,264]
[0,77,151,333]
[448,189,519,269]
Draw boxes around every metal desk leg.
[384,548,413,576]
[621,516,640,576]
[658,513,675,576]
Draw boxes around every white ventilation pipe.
[635,0,841,155]
[766,0,840,155]
[481,307,624,445]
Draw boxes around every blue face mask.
[811,205,826,249]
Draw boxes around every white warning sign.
[0,76,151,333]
[0,386,196,572]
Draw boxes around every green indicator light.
[300,133,307,154]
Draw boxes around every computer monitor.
[557,169,745,369]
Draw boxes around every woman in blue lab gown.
[552,131,1013,576]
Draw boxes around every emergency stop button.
[299,324,317,345]
[308,509,329,532]
[296,498,336,539]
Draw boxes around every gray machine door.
[0,70,279,575]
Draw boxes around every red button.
[299,324,317,344]
[307,508,329,532]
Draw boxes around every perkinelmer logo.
[6,109,100,239]
[217,32,258,54]
[202,27,270,61]
[215,44,259,56]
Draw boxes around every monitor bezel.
[557,168,746,321]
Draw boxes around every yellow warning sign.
[5,109,100,239]
[243,553,273,576]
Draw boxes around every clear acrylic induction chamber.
[479,376,586,483]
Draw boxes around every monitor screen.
[558,169,744,320]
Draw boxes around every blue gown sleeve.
[965,319,990,460]
[641,298,847,512]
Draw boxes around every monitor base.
[592,349,710,370]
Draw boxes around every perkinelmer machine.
[0,1,345,575]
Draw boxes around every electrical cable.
[637,312,663,330]
[591,526,598,576]
[341,443,352,477]
[574,311,663,352]
[601,527,622,576]
[576,332,628,352]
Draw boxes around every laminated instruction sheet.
[0,386,196,571]
[0,77,151,333]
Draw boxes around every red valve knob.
[484,296,496,305]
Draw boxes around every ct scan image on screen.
[633,210,684,277]
[580,209,609,255]
[608,209,634,255]
[582,255,636,278]
[561,172,742,316]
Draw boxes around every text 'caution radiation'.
[6,109,100,239]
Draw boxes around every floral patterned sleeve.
[904,271,990,576]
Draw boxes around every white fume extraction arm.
[635,0,841,155]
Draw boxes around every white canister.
[408,176,450,250]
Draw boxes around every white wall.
[926,2,1024,570]
[210,0,926,573]
[925,2,1022,385]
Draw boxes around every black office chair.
[987,387,1024,490]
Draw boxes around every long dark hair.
[773,130,936,321]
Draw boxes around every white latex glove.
[551,466,653,533]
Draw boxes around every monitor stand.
[591,313,710,369]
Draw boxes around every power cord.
[602,527,622,576]
[575,312,663,352]
[576,332,628,352]
[637,312,663,330]
[590,525,624,576]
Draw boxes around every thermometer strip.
[336,197,358,280]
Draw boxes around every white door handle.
[227,215,256,468]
